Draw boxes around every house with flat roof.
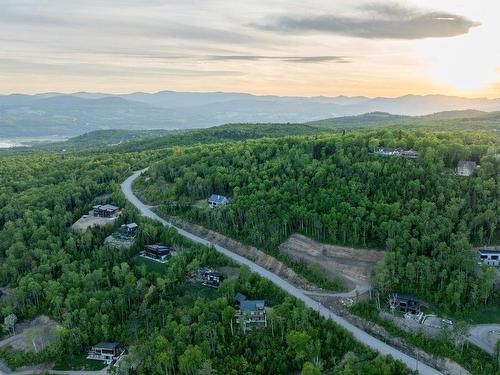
[142,243,176,263]
[208,194,229,208]
[93,204,119,218]
[87,342,126,364]
[401,149,420,160]
[456,160,478,176]
[196,267,224,288]
[388,293,422,314]
[234,293,267,332]
[478,247,500,267]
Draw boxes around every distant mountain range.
[1,91,500,137]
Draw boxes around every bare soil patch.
[71,215,117,233]
[0,315,59,353]
[279,234,384,282]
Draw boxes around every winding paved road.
[122,169,442,375]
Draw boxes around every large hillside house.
[93,204,119,218]
[196,267,224,287]
[374,147,420,159]
[478,248,500,266]
[234,293,267,332]
[87,342,126,364]
[143,243,176,263]
[117,223,138,238]
[388,293,422,314]
[208,194,229,208]
[456,160,478,176]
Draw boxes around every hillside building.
[196,267,224,287]
[478,248,500,266]
[456,160,478,176]
[87,342,126,364]
[117,223,138,238]
[234,293,267,332]
[142,243,176,263]
[208,194,229,208]
[388,293,422,314]
[93,204,119,218]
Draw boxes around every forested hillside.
[136,129,499,314]
[0,151,414,374]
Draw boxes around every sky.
[1,0,499,97]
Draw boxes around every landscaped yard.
[53,354,107,371]
[133,255,168,275]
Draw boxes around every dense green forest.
[136,129,499,315]
[0,151,415,374]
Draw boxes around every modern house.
[401,149,420,160]
[87,342,126,363]
[388,293,422,314]
[478,248,500,266]
[234,293,267,331]
[196,267,224,287]
[93,204,119,218]
[117,223,138,238]
[374,147,419,159]
[208,194,229,208]
[456,160,478,176]
[374,147,402,156]
[142,243,176,263]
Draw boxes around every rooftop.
[95,342,121,350]
[94,204,119,211]
[208,194,228,203]
[240,299,265,312]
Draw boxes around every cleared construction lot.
[279,234,384,283]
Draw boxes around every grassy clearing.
[53,354,107,371]
[175,282,221,306]
[468,305,500,324]
[133,255,168,275]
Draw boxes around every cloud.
[254,2,481,39]
[207,55,349,63]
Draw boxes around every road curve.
[122,169,442,375]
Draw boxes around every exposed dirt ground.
[71,214,117,233]
[0,315,59,353]
[279,234,384,282]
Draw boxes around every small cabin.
[143,243,176,263]
[456,160,478,176]
[388,293,422,314]
[87,342,126,363]
[208,194,229,208]
[118,223,138,238]
[478,248,500,266]
[196,267,224,287]
[93,204,119,218]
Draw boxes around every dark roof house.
[388,293,422,314]
[117,223,138,238]
[93,204,119,218]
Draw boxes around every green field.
[468,305,500,324]
[133,255,168,275]
[53,354,107,371]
